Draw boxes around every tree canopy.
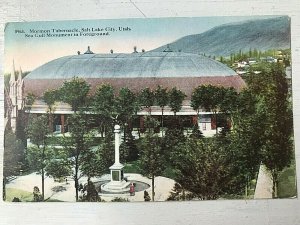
[59,77,90,112]
[254,64,293,197]
[139,87,155,115]
[171,137,243,200]
[168,87,186,115]
[3,131,25,200]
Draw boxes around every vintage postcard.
[3,16,295,202]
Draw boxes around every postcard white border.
[0,1,300,225]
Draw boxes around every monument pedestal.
[101,180,130,193]
[101,163,130,193]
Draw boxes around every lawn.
[124,161,140,173]
[278,162,297,198]
[124,161,177,180]
[5,188,64,202]
[5,188,33,202]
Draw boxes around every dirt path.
[254,164,273,199]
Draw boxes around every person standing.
[129,183,135,196]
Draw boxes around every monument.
[101,124,130,193]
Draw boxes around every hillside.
[153,16,290,56]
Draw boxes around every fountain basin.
[95,180,150,194]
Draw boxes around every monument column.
[114,124,120,164]
[109,124,124,180]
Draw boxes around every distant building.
[248,58,257,65]
[261,56,277,63]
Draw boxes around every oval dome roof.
[25,51,236,79]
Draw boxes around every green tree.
[167,182,194,201]
[210,86,225,134]
[26,115,51,200]
[168,87,186,116]
[163,126,186,160]
[230,53,234,63]
[92,84,116,137]
[191,85,207,117]
[43,89,59,113]
[26,145,55,201]
[43,89,60,132]
[116,87,140,143]
[228,99,264,197]
[191,85,223,134]
[80,130,114,180]
[20,93,37,142]
[24,93,36,113]
[62,112,94,201]
[171,137,243,200]
[241,63,293,198]
[154,85,169,136]
[116,87,139,124]
[189,125,204,139]
[225,87,267,196]
[253,49,258,58]
[139,87,155,115]
[97,130,115,169]
[258,64,293,198]
[219,87,239,129]
[220,56,224,63]
[119,132,139,162]
[3,131,24,200]
[249,48,252,58]
[45,147,72,180]
[138,134,166,201]
[59,77,90,112]
[93,84,116,118]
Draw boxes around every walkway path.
[6,172,175,202]
[7,167,274,201]
[254,164,273,199]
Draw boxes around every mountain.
[152,16,290,56]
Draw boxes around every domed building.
[8,46,246,136]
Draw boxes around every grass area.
[5,188,33,202]
[278,162,297,198]
[124,161,177,180]
[5,188,64,202]
[124,161,140,173]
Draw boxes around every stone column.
[114,124,120,165]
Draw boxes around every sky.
[4,16,279,73]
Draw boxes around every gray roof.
[25,51,236,79]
